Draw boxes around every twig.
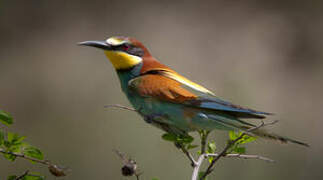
[15,170,29,180]
[104,104,136,112]
[0,148,68,177]
[199,130,210,154]
[199,120,277,180]
[191,154,207,180]
[15,172,45,180]
[0,148,50,165]
[105,104,277,180]
[191,152,274,180]
[114,149,142,179]
[200,122,264,179]
[177,144,197,167]
[107,104,200,168]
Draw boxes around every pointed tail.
[250,129,309,147]
[205,114,309,147]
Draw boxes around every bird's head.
[79,36,150,70]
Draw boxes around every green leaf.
[0,129,4,146]
[162,133,177,142]
[7,175,17,180]
[8,144,22,153]
[230,144,246,154]
[187,144,198,150]
[4,132,25,155]
[7,132,15,143]
[7,132,25,144]
[3,152,16,161]
[234,147,246,154]
[229,131,256,145]
[240,135,257,144]
[207,141,216,153]
[178,135,194,144]
[229,131,240,140]
[23,146,44,160]
[198,171,208,180]
[4,140,11,148]
[0,110,13,126]
[151,178,159,180]
[22,175,45,180]
[162,133,194,144]
[208,156,214,163]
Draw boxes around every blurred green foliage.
[161,129,257,179]
[228,131,257,154]
[0,110,13,126]
[0,109,45,179]
[7,173,45,180]
[0,108,259,180]
[162,133,198,151]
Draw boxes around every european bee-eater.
[79,36,308,147]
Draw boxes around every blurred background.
[1,0,322,179]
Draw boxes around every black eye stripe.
[111,43,130,50]
[111,43,144,57]
[127,47,144,57]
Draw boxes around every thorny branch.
[104,104,276,180]
[0,148,50,165]
[197,120,278,180]
[176,143,197,167]
[191,152,275,180]
[106,104,199,167]
[13,170,46,180]
[14,170,29,180]
[0,148,68,177]
[114,149,142,179]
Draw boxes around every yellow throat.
[104,50,142,70]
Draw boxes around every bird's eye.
[123,44,130,51]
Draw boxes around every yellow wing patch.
[161,71,215,96]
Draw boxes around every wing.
[185,97,272,119]
[129,70,272,119]
[128,73,197,103]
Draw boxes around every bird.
[79,36,308,147]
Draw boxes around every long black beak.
[78,40,112,50]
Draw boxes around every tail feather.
[205,113,309,147]
[206,114,309,147]
[250,129,309,147]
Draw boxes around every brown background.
[0,0,322,179]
